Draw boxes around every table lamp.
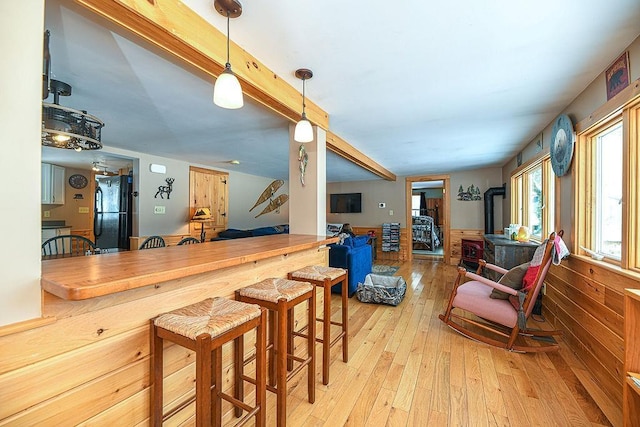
[192,207,212,242]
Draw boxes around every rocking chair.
[439,231,563,352]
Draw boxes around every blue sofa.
[329,235,373,296]
[212,224,289,240]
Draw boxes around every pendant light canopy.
[213,0,243,109]
[294,68,314,143]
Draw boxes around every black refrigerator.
[94,175,133,251]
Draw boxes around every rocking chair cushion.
[453,281,518,328]
[491,262,529,300]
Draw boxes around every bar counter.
[42,234,337,300]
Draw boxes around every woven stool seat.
[154,297,262,340]
[238,278,313,303]
[290,265,346,281]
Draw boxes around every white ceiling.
[42,0,640,182]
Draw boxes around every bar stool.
[235,278,316,426]
[288,266,348,385]
[150,297,267,427]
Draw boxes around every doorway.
[405,175,450,263]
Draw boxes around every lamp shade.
[213,69,243,109]
[516,226,530,242]
[192,207,212,220]
[294,118,313,143]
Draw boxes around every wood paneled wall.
[449,229,484,265]
[352,226,409,262]
[544,255,640,424]
[0,247,327,425]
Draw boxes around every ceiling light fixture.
[213,0,243,109]
[41,30,104,151]
[294,68,314,143]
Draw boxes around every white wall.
[327,179,406,227]
[0,1,45,326]
[227,171,289,229]
[450,168,503,230]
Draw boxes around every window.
[575,96,640,271]
[411,195,420,217]
[511,156,555,241]
[595,123,623,259]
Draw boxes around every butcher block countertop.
[41,234,337,301]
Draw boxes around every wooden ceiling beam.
[74,0,397,181]
[74,0,328,129]
[326,131,396,181]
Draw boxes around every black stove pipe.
[484,184,506,234]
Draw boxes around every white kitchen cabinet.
[42,163,66,204]
[41,227,71,242]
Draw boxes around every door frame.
[405,175,450,264]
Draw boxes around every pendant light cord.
[225,10,231,67]
[302,77,307,117]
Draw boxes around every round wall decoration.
[550,114,575,177]
[68,173,88,189]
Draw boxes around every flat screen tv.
[330,193,362,213]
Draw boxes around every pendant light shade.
[294,116,313,143]
[213,0,243,109]
[294,68,314,143]
[213,66,243,109]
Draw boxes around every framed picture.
[606,51,630,101]
[533,132,543,153]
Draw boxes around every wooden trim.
[73,0,328,130]
[325,131,396,181]
[404,175,450,265]
[0,316,56,338]
[509,150,549,177]
[575,78,640,134]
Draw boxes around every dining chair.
[42,235,97,259]
[138,235,166,250]
[177,237,200,245]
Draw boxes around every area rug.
[371,265,399,276]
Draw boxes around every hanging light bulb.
[294,68,314,143]
[213,0,243,109]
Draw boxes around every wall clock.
[550,114,575,177]
[68,173,88,189]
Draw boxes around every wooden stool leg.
[308,291,316,403]
[276,299,288,426]
[256,309,267,427]
[195,335,212,427]
[150,321,163,427]
[322,280,331,385]
[268,309,276,387]
[341,273,349,362]
[213,347,223,427]
[287,307,294,371]
[233,334,244,418]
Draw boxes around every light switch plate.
[43,210,51,218]
[389,209,394,216]
[78,207,90,214]
[154,206,166,214]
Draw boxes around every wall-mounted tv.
[330,193,362,213]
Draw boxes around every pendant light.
[294,68,314,143]
[213,0,243,109]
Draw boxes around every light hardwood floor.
[261,259,612,427]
